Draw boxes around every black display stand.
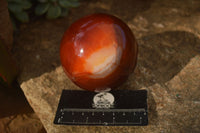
[54,89,148,126]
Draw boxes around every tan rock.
[0,113,45,133]
[166,55,200,101]
[20,55,200,133]
[15,0,200,132]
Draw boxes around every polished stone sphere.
[60,13,138,91]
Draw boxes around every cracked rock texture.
[20,56,200,133]
[13,0,200,132]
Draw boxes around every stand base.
[54,89,148,126]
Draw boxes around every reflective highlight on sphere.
[60,13,138,91]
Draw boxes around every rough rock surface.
[0,113,45,133]
[20,55,200,133]
[0,82,46,133]
[13,0,200,132]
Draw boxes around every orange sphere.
[60,13,138,91]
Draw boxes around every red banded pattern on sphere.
[60,13,138,91]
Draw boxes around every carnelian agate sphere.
[60,13,138,91]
